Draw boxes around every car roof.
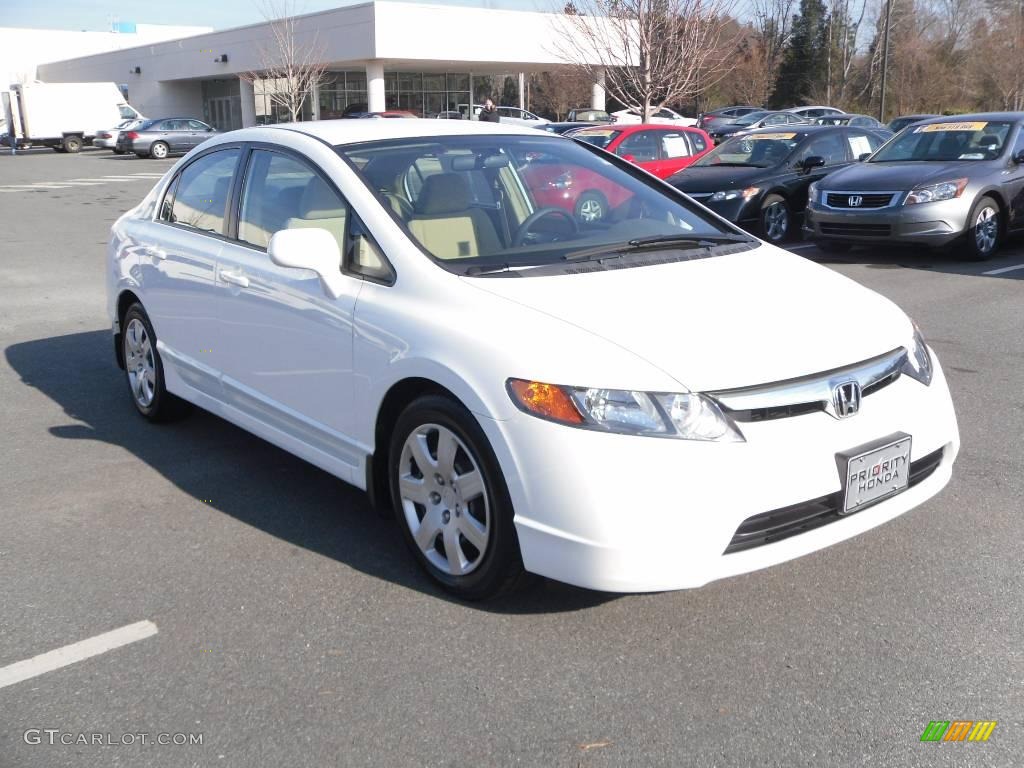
[575,123,696,134]
[912,112,1024,124]
[250,118,543,145]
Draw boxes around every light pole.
[878,0,892,123]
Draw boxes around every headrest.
[979,134,1000,146]
[416,173,470,215]
[300,176,343,219]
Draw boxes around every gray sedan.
[804,113,1024,260]
[116,118,218,159]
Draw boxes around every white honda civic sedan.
[107,120,959,599]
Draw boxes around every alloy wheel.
[975,206,998,254]
[763,202,789,241]
[124,318,156,407]
[578,197,604,223]
[397,423,490,576]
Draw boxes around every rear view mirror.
[800,155,826,170]
[268,228,345,298]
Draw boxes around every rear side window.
[847,130,882,157]
[660,131,692,158]
[166,148,240,234]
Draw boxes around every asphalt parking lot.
[1,147,1021,768]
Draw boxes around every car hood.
[463,245,912,392]
[670,165,768,191]
[822,160,989,190]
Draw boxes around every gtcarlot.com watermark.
[24,729,203,746]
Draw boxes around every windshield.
[572,128,619,149]
[735,110,769,126]
[872,120,1011,162]
[693,132,803,168]
[337,135,748,273]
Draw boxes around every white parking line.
[0,620,158,689]
[787,243,818,251]
[982,263,1024,276]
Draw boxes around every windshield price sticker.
[749,132,796,140]
[915,121,988,133]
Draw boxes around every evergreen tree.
[770,0,830,107]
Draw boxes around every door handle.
[145,247,167,260]
[219,268,249,288]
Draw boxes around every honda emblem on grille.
[848,195,863,207]
[833,381,862,418]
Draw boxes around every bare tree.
[242,0,328,123]
[554,0,741,122]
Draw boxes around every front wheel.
[760,194,790,243]
[963,196,1000,261]
[389,395,527,600]
[149,141,169,160]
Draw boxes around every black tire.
[149,141,169,160]
[113,148,126,155]
[388,394,529,600]
[574,191,608,224]
[52,146,65,153]
[62,135,82,153]
[759,194,790,243]
[135,153,147,159]
[962,196,1001,261]
[815,240,853,254]
[121,303,192,422]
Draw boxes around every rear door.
[645,129,695,178]
[140,146,242,398]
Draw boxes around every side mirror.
[858,152,872,161]
[207,127,215,132]
[1013,149,1024,164]
[800,155,826,171]
[268,228,345,299]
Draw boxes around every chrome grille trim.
[820,190,904,210]
[708,347,907,422]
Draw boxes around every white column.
[239,77,256,128]
[366,60,385,113]
[591,68,606,112]
[518,72,525,110]
[311,81,321,121]
[468,73,474,119]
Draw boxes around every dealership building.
[36,1,609,131]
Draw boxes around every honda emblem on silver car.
[833,381,862,418]
[848,195,863,207]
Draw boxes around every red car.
[519,124,712,224]
[571,124,713,179]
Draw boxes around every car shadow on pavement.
[798,240,1024,279]
[5,330,616,614]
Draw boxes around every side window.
[763,114,787,126]
[616,131,659,162]
[188,120,207,131]
[1011,127,1024,158]
[238,149,347,251]
[162,120,183,131]
[797,133,849,166]
[846,130,881,158]
[688,131,707,153]
[660,131,692,159]
[168,148,240,234]
[404,156,444,203]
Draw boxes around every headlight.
[900,322,933,385]
[709,187,760,202]
[507,379,745,442]
[904,178,967,205]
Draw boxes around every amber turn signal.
[507,379,584,425]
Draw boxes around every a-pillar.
[366,61,385,113]
[239,77,256,128]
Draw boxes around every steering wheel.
[513,207,579,247]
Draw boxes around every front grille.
[826,192,895,208]
[820,222,892,237]
[723,448,945,554]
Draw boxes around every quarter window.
[660,131,692,159]
[238,149,348,251]
[167,148,240,234]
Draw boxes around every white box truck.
[3,82,144,153]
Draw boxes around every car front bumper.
[480,355,959,593]
[804,197,971,246]
[683,193,760,230]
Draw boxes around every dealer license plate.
[840,434,912,514]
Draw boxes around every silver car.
[94,119,143,153]
[805,113,1024,260]
[116,118,218,159]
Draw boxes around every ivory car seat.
[406,173,500,259]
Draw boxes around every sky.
[0,0,553,32]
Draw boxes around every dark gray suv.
[116,118,218,159]
[804,113,1024,260]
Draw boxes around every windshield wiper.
[563,233,750,262]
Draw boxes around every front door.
[215,148,364,467]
